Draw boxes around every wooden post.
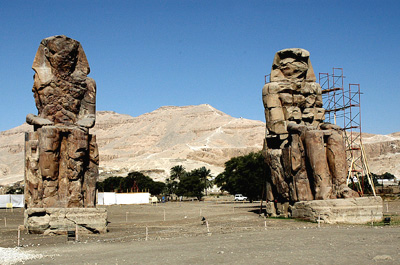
[206,221,210,233]
[386,202,389,212]
[145,227,148,241]
[126,212,128,223]
[371,211,374,227]
[264,220,267,230]
[75,224,79,242]
[318,214,321,228]
[17,228,21,247]
[4,217,6,227]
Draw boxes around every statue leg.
[326,130,359,198]
[38,127,60,179]
[58,134,69,207]
[266,149,290,201]
[64,129,89,207]
[38,127,60,207]
[291,134,313,201]
[24,132,43,207]
[83,135,99,207]
[304,130,332,200]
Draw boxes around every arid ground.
[1,199,399,264]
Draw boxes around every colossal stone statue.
[262,48,358,216]
[24,36,106,234]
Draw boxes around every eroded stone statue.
[262,48,358,216]
[25,35,98,209]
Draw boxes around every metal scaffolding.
[319,68,375,196]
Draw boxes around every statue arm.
[26,113,53,126]
[77,77,96,128]
[320,123,342,131]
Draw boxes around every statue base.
[291,197,383,224]
[24,208,108,234]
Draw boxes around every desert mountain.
[0,104,264,185]
[362,132,400,179]
[0,104,399,186]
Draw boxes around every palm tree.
[170,165,186,181]
[191,166,213,196]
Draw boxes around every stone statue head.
[270,48,316,82]
[32,35,90,84]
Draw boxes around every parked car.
[234,194,247,201]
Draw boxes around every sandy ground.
[0,200,399,264]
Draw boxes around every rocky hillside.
[0,104,399,185]
[362,132,400,178]
[0,104,264,185]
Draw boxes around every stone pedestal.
[24,208,108,234]
[291,197,383,224]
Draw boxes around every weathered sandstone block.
[25,208,107,234]
[291,197,383,224]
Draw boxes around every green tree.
[165,177,179,196]
[376,172,395,180]
[191,166,213,195]
[170,165,186,181]
[165,165,186,196]
[215,152,268,201]
[96,172,165,195]
[176,171,204,200]
[348,173,380,194]
[126,171,165,195]
[5,184,24,194]
[174,166,212,200]
[97,176,122,192]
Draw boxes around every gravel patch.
[0,247,44,265]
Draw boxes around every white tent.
[97,192,150,205]
[0,194,24,208]
[97,192,117,205]
[0,195,10,208]
[0,192,151,207]
[11,194,24,208]
[116,193,150,204]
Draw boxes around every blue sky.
[0,0,399,134]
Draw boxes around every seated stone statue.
[262,48,358,216]
[25,35,98,208]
